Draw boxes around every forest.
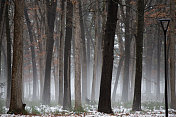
[0,0,176,116]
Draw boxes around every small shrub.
[31,106,40,115]
[73,106,87,114]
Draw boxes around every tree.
[121,0,131,102]
[24,5,38,100]
[73,0,82,110]
[79,0,87,103]
[156,25,161,99]
[42,0,57,105]
[8,0,25,114]
[98,0,118,114]
[58,0,65,105]
[91,0,101,101]
[6,0,12,108]
[132,0,145,111]
[169,0,176,109]
[63,0,73,110]
[0,0,6,81]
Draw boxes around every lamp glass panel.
[161,21,169,31]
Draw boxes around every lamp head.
[158,19,170,32]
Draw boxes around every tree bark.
[132,0,144,111]
[8,0,25,114]
[78,0,87,103]
[112,55,124,102]
[91,0,100,101]
[98,0,118,114]
[121,0,131,102]
[42,0,57,105]
[58,0,65,105]
[24,6,38,100]
[0,0,6,81]
[169,0,176,109]
[156,25,161,99]
[74,0,82,110]
[6,0,12,108]
[63,0,73,110]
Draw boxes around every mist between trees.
[0,0,176,115]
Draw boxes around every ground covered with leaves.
[0,101,176,116]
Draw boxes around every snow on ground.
[0,104,176,117]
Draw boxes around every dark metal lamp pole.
[159,19,170,117]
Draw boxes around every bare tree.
[6,0,12,108]
[98,0,118,114]
[8,0,25,114]
[24,5,38,100]
[73,0,82,110]
[169,0,176,109]
[79,0,87,103]
[58,0,65,105]
[42,0,57,105]
[132,0,145,111]
[63,0,73,110]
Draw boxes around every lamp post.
[159,19,170,117]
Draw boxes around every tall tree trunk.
[0,0,6,81]
[95,0,102,100]
[8,0,25,114]
[121,0,131,102]
[63,0,73,110]
[42,0,57,105]
[91,0,100,101]
[6,0,12,108]
[98,0,118,114]
[112,55,124,102]
[169,0,176,109]
[33,3,44,100]
[79,0,87,103]
[132,0,144,111]
[74,0,82,110]
[24,6,38,100]
[84,18,91,98]
[156,25,161,99]
[58,0,65,105]
[145,34,153,95]
[112,19,124,102]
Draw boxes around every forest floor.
[0,102,176,116]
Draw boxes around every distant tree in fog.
[42,0,57,105]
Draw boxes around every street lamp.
[159,19,170,117]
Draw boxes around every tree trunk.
[91,0,100,101]
[42,0,57,105]
[33,3,44,100]
[121,0,131,102]
[63,0,73,110]
[169,0,176,109]
[79,0,87,103]
[84,17,91,98]
[132,0,144,111]
[74,0,82,110]
[24,6,38,100]
[145,34,153,95]
[58,0,65,105]
[156,25,161,99]
[8,0,25,114]
[112,55,124,102]
[6,0,12,108]
[0,0,6,81]
[98,0,118,114]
